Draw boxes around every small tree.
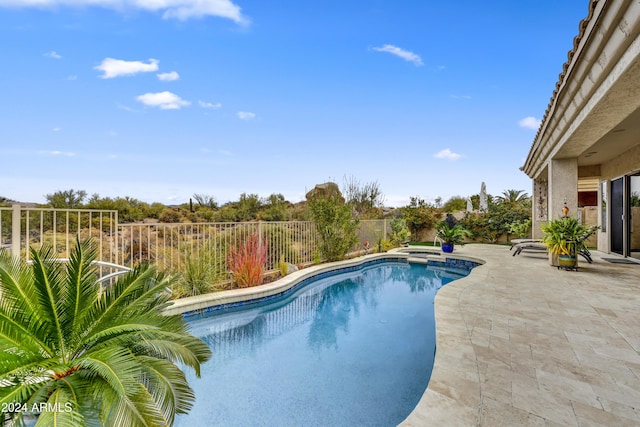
[259,193,289,221]
[45,189,87,208]
[342,175,385,219]
[307,192,359,262]
[441,196,468,212]
[192,193,218,209]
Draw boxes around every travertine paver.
[400,244,640,427]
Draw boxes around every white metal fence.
[2,205,391,277]
[1,205,120,280]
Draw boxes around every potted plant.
[541,216,598,269]
[436,221,470,253]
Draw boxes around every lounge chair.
[509,238,540,250]
[511,241,546,256]
[511,241,592,263]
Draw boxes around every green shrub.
[378,238,395,252]
[174,243,227,297]
[307,192,359,262]
[508,219,532,238]
[389,218,411,246]
[400,197,441,239]
[279,254,289,276]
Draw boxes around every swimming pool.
[174,260,473,427]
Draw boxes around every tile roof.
[525,0,601,168]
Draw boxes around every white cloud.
[117,103,137,112]
[44,51,61,59]
[157,71,180,81]
[237,111,256,120]
[136,91,191,109]
[95,58,159,79]
[434,148,462,160]
[0,0,249,23]
[37,150,75,157]
[518,116,541,130]
[372,44,423,66]
[199,100,222,108]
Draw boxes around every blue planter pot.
[442,243,454,253]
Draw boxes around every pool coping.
[163,247,484,317]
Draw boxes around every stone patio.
[401,244,640,426]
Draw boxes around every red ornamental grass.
[228,232,268,288]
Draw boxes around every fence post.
[11,204,21,258]
[258,221,264,248]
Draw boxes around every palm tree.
[499,189,529,206]
[0,239,211,426]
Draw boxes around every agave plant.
[0,239,211,427]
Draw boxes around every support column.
[532,178,548,239]
[11,204,21,258]
[549,158,578,220]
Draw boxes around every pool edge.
[164,249,483,317]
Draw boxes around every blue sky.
[0,0,589,207]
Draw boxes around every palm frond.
[28,245,69,359]
[64,238,100,343]
[138,356,196,422]
[0,238,210,426]
[130,332,211,377]
[33,387,85,426]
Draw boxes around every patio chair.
[511,242,547,256]
[511,242,592,263]
[509,238,540,250]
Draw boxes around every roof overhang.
[522,0,640,180]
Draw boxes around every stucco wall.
[601,143,640,180]
[578,206,599,248]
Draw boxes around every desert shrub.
[159,208,183,223]
[259,193,289,221]
[173,243,228,297]
[279,254,288,277]
[228,232,268,288]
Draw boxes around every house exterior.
[521,0,640,259]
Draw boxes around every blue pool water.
[175,261,469,427]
